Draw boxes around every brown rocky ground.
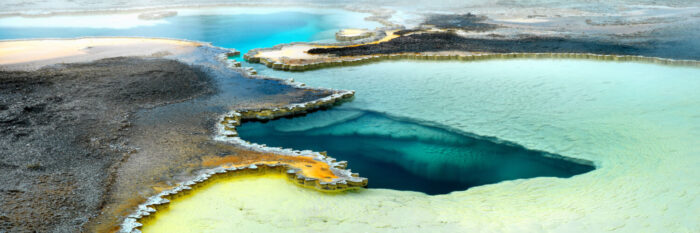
[0,57,214,232]
[0,38,341,232]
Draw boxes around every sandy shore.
[0,38,200,71]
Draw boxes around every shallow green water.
[249,59,700,192]
[258,59,700,164]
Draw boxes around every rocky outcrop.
[247,50,700,72]
[336,29,375,41]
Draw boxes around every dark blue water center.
[237,107,595,195]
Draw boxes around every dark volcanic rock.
[0,57,214,232]
[422,13,498,31]
[308,32,646,57]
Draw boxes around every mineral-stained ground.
[0,58,215,232]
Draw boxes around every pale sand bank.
[0,38,200,70]
[338,28,371,36]
[252,29,399,64]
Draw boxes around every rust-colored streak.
[201,151,339,182]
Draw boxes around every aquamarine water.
[237,108,594,194]
[259,58,700,162]
[140,58,700,233]
[0,9,378,53]
[250,59,700,193]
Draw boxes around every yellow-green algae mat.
[141,59,700,232]
[140,174,453,232]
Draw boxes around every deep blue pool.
[237,108,595,195]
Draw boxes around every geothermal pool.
[237,108,594,194]
[3,7,698,232]
[145,59,699,232]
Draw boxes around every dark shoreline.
[309,32,698,60]
[0,57,215,232]
[305,11,700,61]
